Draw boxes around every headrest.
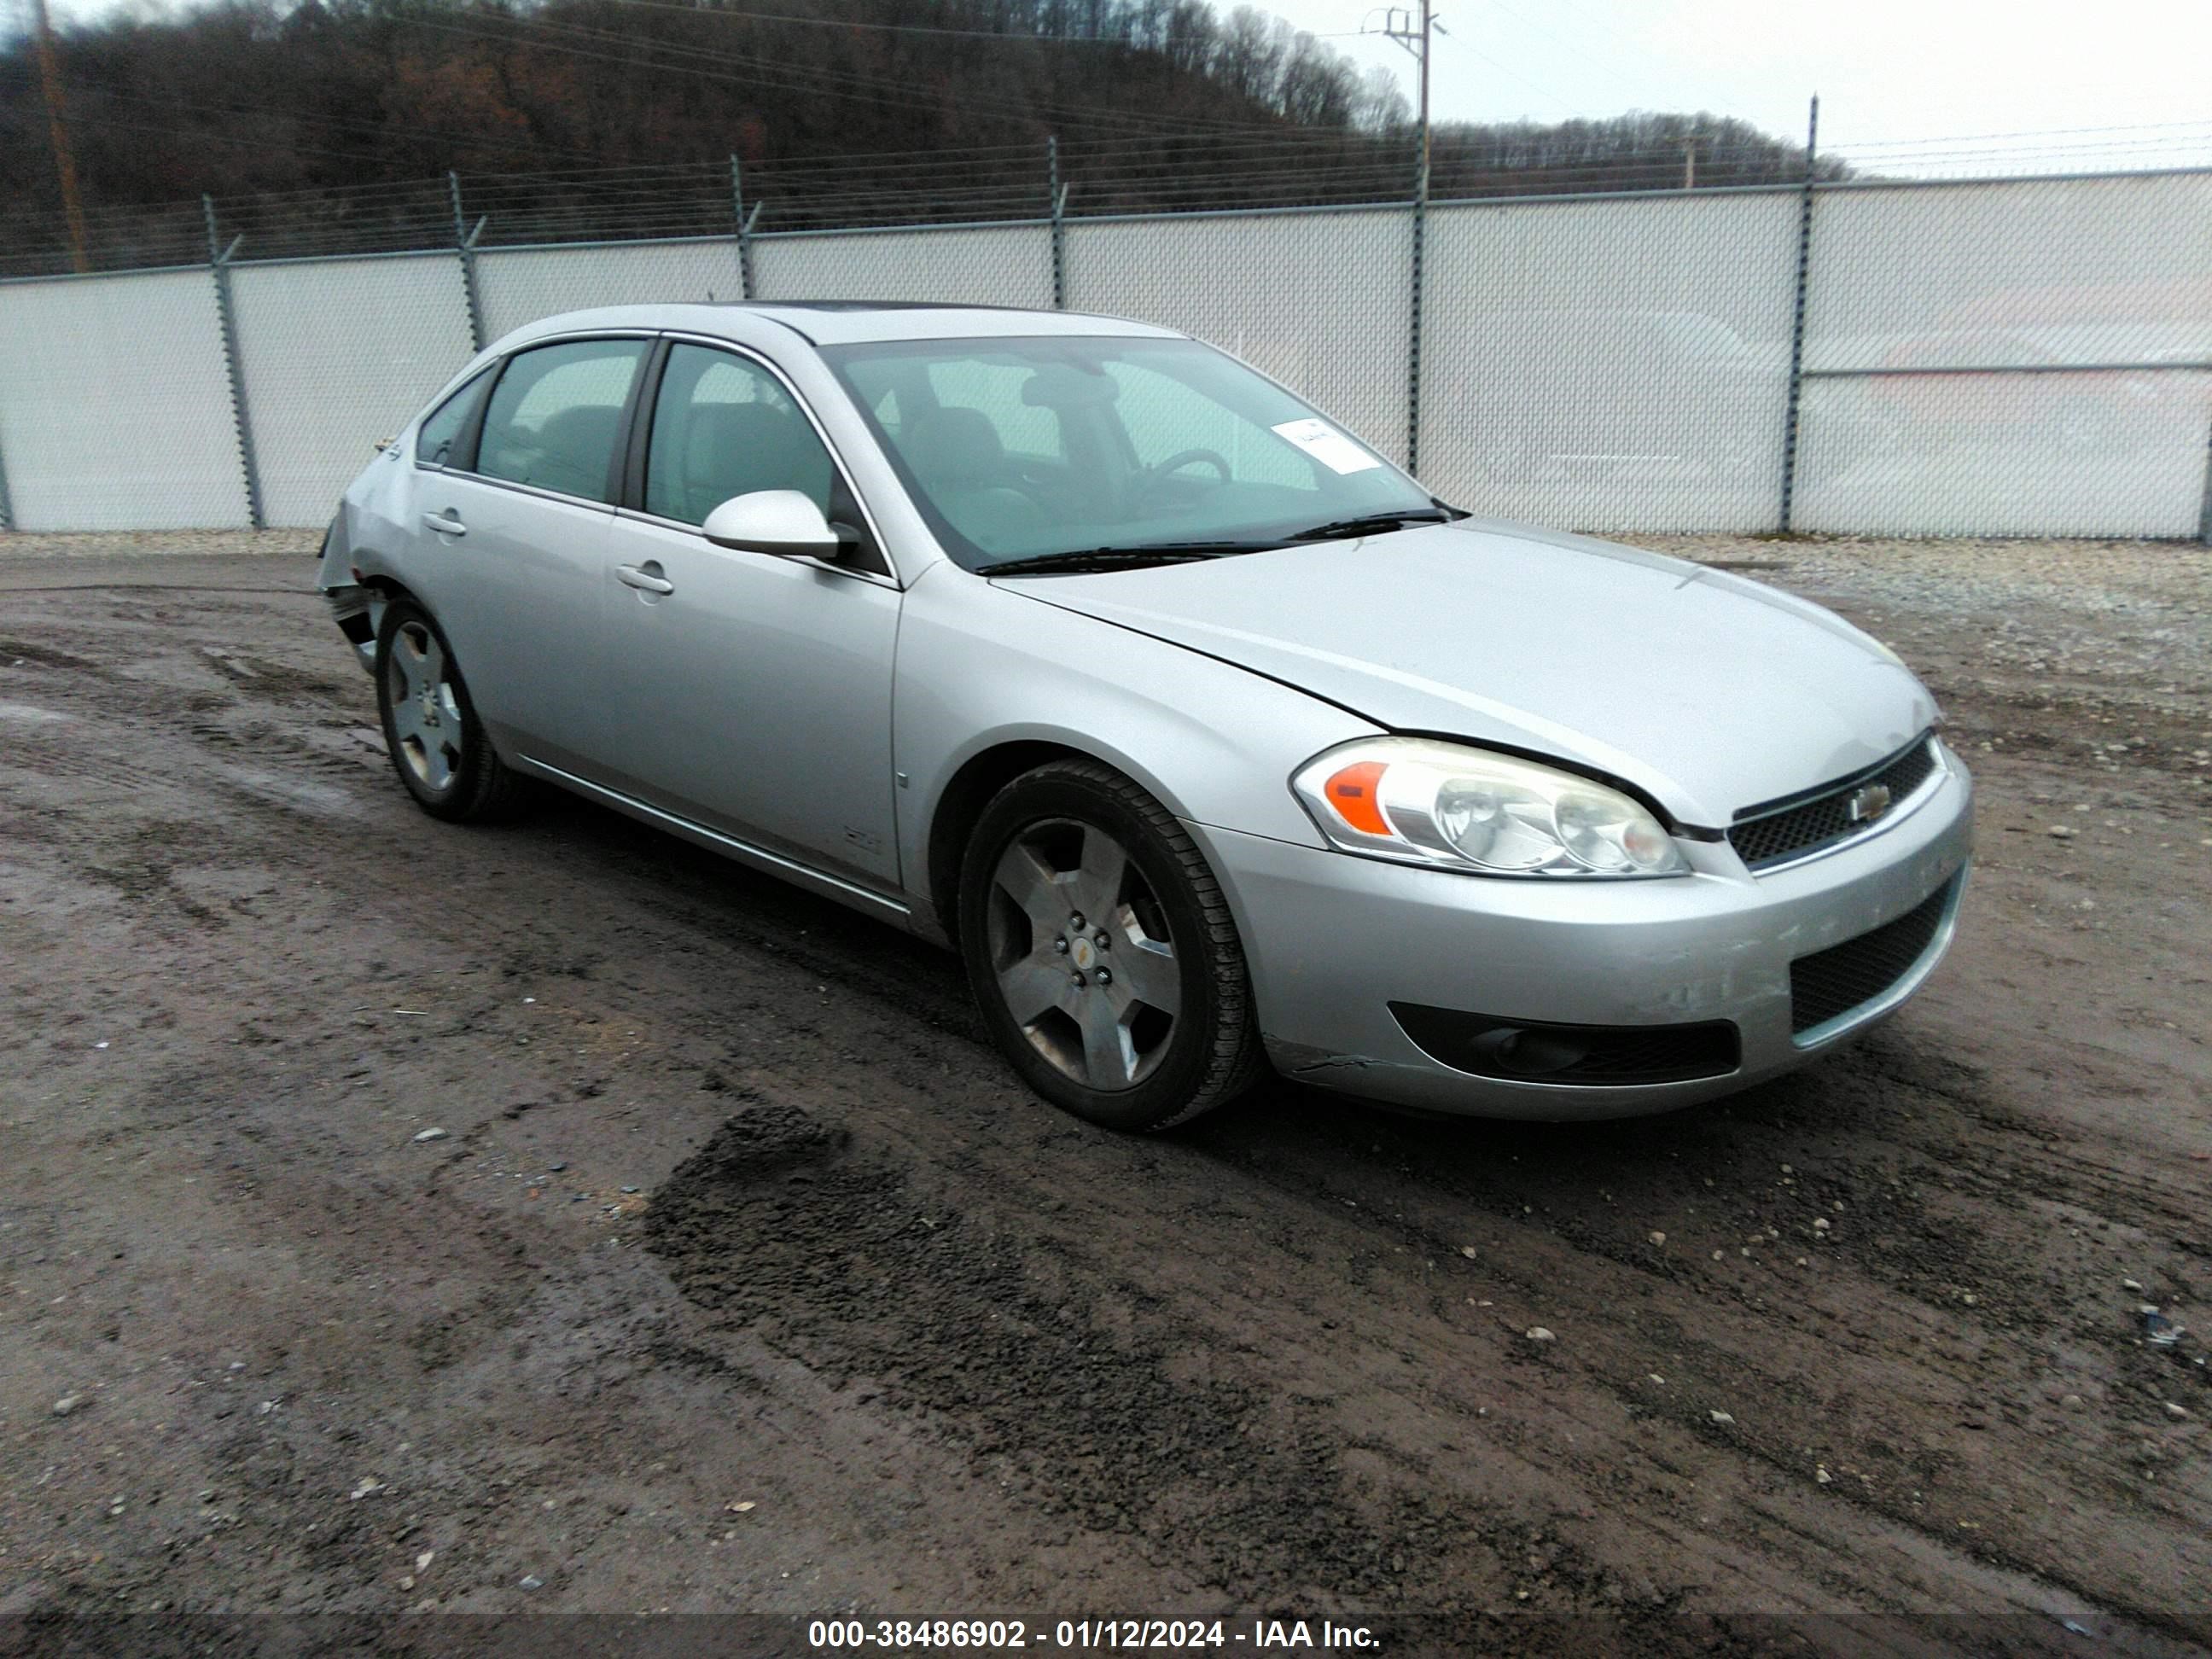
[538,403,620,455]
[902,406,1005,487]
[682,400,831,508]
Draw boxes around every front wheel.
[957,760,1264,1132]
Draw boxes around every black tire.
[373,597,526,823]
[957,758,1264,1132]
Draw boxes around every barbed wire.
[3,125,2207,281]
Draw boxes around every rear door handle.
[617,562,674,596]
[422,511,466,537]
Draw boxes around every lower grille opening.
[1390,1004,1740,1086]
[1789,878,1955,1036]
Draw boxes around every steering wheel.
[1143,447,1232,484]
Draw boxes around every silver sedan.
[317,303,1972,1132]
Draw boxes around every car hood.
[993,521,1936,828]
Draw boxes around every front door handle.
[617,562,675,596]
[422,511,466,537]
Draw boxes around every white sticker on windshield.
[1270,416,1384,474]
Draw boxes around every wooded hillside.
[1,0,1834,271]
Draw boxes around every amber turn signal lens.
[1322,760,1390,835]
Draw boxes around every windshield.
[819,335,1441,571]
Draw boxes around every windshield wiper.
[981,510,1467,575]
[981,545,1251,577]
[1282,507,1464,543]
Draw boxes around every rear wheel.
[374,598,525,823]
[958,759,1263,1132]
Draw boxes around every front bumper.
[1192,744,1973,1120]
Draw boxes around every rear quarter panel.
[322,443,422,597]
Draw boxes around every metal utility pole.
[1369,2,1435,474]
[1372,1,1434,197]
[30,0,90,272]
[1679,132,1699,190]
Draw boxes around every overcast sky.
[1284,0,2212,172]
[33,0,2212,174]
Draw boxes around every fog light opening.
[1470,1026,1590,1077]
[1389,1003,1743,1087]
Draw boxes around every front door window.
[644,344,835,526]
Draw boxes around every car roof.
[498,301,1185,349]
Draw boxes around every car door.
[596,340,902,891]
[412,335,650,772]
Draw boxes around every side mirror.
[701,490,847,560]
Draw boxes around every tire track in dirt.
[643,1099,1674,1622]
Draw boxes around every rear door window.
[475,339,649,504]
[413,368,492,468]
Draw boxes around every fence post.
[2197,419,2212,544]
[450,172,486,352]
[1047,135,1068,311]
[1778,94,1819,533]
[0,433,15,531]
[1405,134,1428,476]
[204,195,265,532]
[731,154,760,300]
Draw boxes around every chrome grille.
[1729,736,1938,870]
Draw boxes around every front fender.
[893,564,1377,924]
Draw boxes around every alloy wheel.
[385,620,464,793]
[985,817,1182,1091]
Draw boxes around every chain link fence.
[228,253,480,530]
[0,265,247,530]
[1795,172,2212,538]
[474,241,748,340]
[1420,189,1802,532]
[1066,206,1415,469]
[757,224,1056,309]
[1,160,2207,538]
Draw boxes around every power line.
[1431,23,1574,114]
[1476,0,1644,107]
[428,2,1349,137]
[580,0,1227,45]
[43,114,433,171]
[56,79,622,165]
[405,12,1313,140]
[1837,117,2212,149]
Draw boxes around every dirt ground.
[0,531,2206,1656]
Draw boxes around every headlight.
[1291,738,1689,878]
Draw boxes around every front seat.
[678,401,833,524]
[899,407,1044,554]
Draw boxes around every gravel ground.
[0,529,321,560]
[0,531,2206,1655]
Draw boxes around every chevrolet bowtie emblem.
[1847,782,1894,824]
